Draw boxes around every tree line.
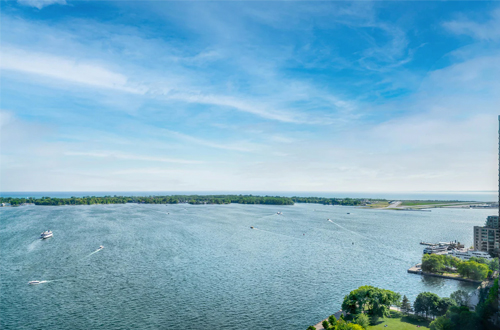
[306,281,499,330]
[421,254,498,281]
[0,195,368,206]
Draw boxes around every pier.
[419,241,464,249]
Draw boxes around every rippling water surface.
[0,204,491,329]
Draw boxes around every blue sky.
[1,0,499,192]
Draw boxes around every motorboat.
[40,230,53,239]
[277,212,282,215]
[98,245,104,250]
[347,213,350,215]
[250,226,254,229]
[29,281,41,285]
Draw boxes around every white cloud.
[444,9,500,41]
[0,47,145,94]
[64,151,203,164]
[17,0,66,10]
[161,128,258,152]
[168,93,301,123]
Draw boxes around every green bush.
[355,313,369,329]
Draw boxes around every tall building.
[473,116,500,256]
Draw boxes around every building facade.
[472,116,500,256]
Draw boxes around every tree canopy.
[341,285,401,317]
[0,195,369,207]
[421,254,491,281]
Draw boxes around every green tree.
[450,290,469,306]
[322,320,329,330]
[436,297,456,316]
[488,258,499,271]
[400,295,412,315]
[414,292,440,318]
[457,261,488,281]
[306,326,316,330]
[328,315,337,326]
[422,254,445,273]
[429,315,453,330]
[341,286,400,317]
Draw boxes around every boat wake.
[327,220,370,240]
[86,246,104,257]
[27,239,41,252]
[327,220,408,263]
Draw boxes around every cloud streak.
[65,151,203,164]
[444,9,500,41]
[0,47,144,94]
[17,0,66,10]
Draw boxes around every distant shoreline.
[0,194,497,208]
[0,191,496,202]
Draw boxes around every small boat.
[250,226,254,229]
[277,212,282,215]
[327,219,330,221]
[98,245,104,250]
[347,213,350,215]
[40,230,53,239]
[29,281,41,285]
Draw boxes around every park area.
[367,312,430,329]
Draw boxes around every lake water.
[0,203,493,329]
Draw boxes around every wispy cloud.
[0,47,145,94]
[161,129,258,152]
[444,8,500,41]
[17,0,66,10]
[65,151,203,164]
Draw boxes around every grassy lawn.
[368,316,430,330]
[364,201,389,208]
[401,200,458,206]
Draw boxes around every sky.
[0,0,499,193]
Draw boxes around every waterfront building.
[447,248,493,261]
[472,116,500,256]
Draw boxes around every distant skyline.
[1,1,499,192]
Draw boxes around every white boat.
[277,212,282,215]
[423,245,448,254]
[29,281,41,285]
[98,245,104,250]
[40,230,53,239]
[447,249,492,261]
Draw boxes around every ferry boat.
[447,249,492,261]
[423,245,448,254]
[40,230,53,239]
